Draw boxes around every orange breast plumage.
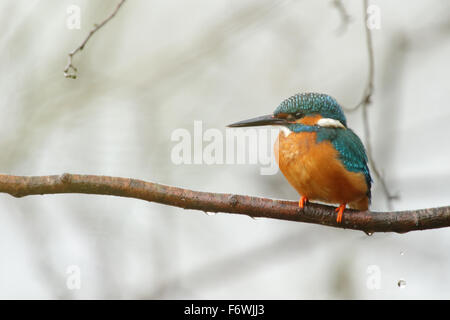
[274,130,369,210]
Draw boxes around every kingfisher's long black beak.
[227,114,287,128]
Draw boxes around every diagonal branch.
[0,173,448,235]
[64,0,127,79]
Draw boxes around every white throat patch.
[317,118,345,128]
[280,126,292,137]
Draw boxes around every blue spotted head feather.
[274,92,347,127]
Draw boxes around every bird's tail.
[349,197,369,211]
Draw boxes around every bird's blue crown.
[274,93,347,127]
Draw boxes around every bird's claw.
[298,196,308,209]
[335,204,346,223]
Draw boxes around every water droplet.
[205,212,216,216]
[400,251,405,256]
[397,279,406,288]
[364,231,373,236]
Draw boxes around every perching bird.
[228,93,372,223]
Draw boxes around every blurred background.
[0,0,449,299]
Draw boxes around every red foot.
[298,196,308,209]
[335,204,347,223]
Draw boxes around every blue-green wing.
[317,128,372,198]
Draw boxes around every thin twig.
[0,173,447,234]
[343,0,397,208]
[64,0,127,79]
[332,0,352,34]
[345,0,374,112]
[362,100,399,208]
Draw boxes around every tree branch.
[64,0,127,79]
[0,173,448,234]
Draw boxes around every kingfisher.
[228,93,372,223]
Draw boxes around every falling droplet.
[400,251,405,256]
[397,279,406,288]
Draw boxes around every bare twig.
[64,0,127,79]
[343,0,397,207]
[345,0,374,112]
[362,99,399,208]
[0,173,447,234]
[332,0,352,34]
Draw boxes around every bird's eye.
[295,112,303,119]
[286,114,295,121]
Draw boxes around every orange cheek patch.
[297,114,322,126]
